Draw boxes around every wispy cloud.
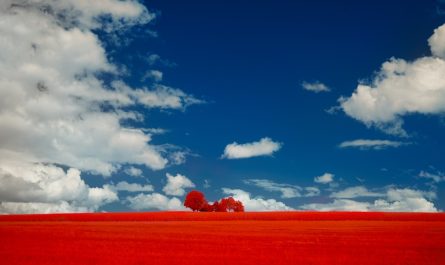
[244,179,319,198]
[301,81,330,93]
[419,171,445,183]
[301,187,437,212]
[244,179,301,198]
[339,139,407,150]
[330,186,384,199]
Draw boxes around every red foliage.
[1,212,445,265]
[183,190,207,211]
[184,191,245,212]
[199,202,214,212]
[217,197,245,212]
[233,200,244,212]
[212,201,225,212]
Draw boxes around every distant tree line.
[184,190,244,212]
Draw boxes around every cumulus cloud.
[0,162,118,213]
[301,81,330,93]
[126,193,184,211]
[162,173,195,196]
[339,23,445,136]
[0,1,201,213]
[314,173,334,184]
[222,188,293,211]
[339,139,406,150]
[107,181,153,193]
[222,137,282,159]
[301,187,437,212]
[429,24,445,59]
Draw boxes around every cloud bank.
[301,187,437,212]
[0,0,200,213]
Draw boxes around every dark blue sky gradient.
[97,0,444,211]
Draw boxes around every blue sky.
[0,0,444,213]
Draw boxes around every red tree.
[184,190,207,211]
[199,202,214,212]
[233,200,244,212]
[213,201,226,212]
[217,197,245,212]
[184,191,245,212]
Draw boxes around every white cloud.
[146,53,176,67]
[222,188,293,211]
[0,1,202,176]
[301,199,371,211]
[340,23,445,136]
[0,201,88,214]
[143,128,168,135]
[244,179,320,198]
[142,70,163,82]
[169,151,188,165]
[126,193,184,211]
[147,54,161,65]
[0,1,202,213]
[301,187,438,212]
[314,173,334,184]
[124,167,143,177]
[107,181,153,193]
[222,137,282,159]
[162,173,195,196]
[0,161,118,214]
[302,81,330,93]
[429,23,445,59]
[304,187,321,197]
[339,139,406,150]
[419,170,445,183]
[244,179,298,198]
[111,81,204,111]
[330,186,384,199]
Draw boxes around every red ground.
[1,212,445,265]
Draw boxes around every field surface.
[1,212,445,265]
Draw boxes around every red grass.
[1,212,445,265]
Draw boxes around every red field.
[1,212,445,265]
